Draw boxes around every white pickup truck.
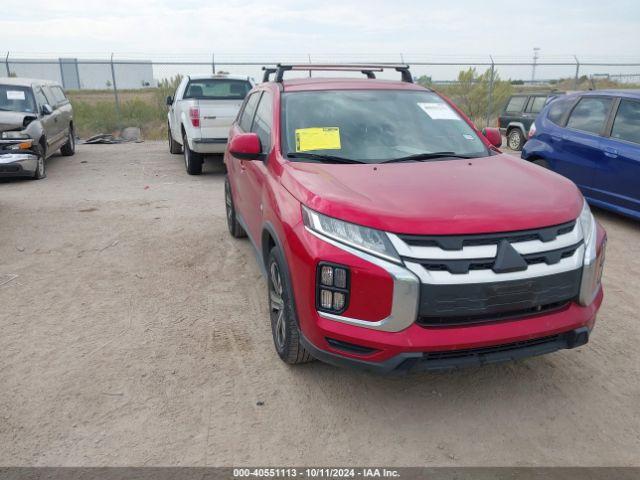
[167,74,254,174]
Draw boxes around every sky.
[1,0,639,81]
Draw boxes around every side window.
[251,92,273,153]
[33,87,49,109]
[611,99,640,145]
[566,97,613,135]
[43,86,58,107]
[547,98,572,125]
[239,92,261,132]
[527,96,547,114]
[505,96,527,113]
[52,86,67,104]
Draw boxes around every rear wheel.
[168,124,182,154]
[183,132,202,175]
[225,176,246,238]
[507,128,525,151]
[60,125,75,156]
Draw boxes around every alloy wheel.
[269,261,286,350]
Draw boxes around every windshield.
[0,85,36,113]
[282,90,488,163]
[184,79,251,100]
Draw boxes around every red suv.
[224,64,606,373]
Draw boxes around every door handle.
[604,147,618,158]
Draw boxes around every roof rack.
[264,63,413,83]
[262,66,277,83]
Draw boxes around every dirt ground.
[1,142,639,467]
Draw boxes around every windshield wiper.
[382,152,473,163]
[286,152,366,164]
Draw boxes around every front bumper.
[0,152,39,177]
[301,326,591,374]
[285,216,604,372]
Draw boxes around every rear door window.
[239,92,261,132]
[505,96,527,113]
[547,97,574,125]
[566,97,613,135]
[611,99,640,145]
[527,96,547,114]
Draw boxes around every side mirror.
[482,127,502,148]
[229,132,262,160]
[166,95,173,106]
[41,104,53,116]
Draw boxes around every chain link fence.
[4,53,640,139]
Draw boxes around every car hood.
[281,154,583,235]
[0,111,34,132]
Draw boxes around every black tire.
[532,159,550,169]
[168,125,182,154]
[267,246,314,365]
[183,132,202,175]
[225,176,246,238]
[33,155,46,180]
[507,128,525,151]
[60,125,76,156]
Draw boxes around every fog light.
[333,292,345,310]
[316,263,350,313]
[334,268,347,289]
[320,289,333,309]
[320,266,334,286]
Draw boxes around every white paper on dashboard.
[417,102,459,120]
[6,90,26,100]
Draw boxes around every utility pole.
[531,47,540,83]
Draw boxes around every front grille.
[418,300,570,327]
[416,269,582,325]
[397,221,576,251]
[414,243,581,275]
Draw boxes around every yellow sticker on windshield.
[295,127,341,152]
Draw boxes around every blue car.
[522,90,640,220]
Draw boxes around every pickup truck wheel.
[60,126,76,156]
[507,128,525,151]
[183,132,202,175]
[168,125,182,154]
[33,155,46,180]
[224,176,246,238]
[267,246,314,365]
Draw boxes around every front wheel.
[183,132,202,175]
[60,126,75,156]
[33,155,46,180]
[267,247,314,365]
[507,128,525,151]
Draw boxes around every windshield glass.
[184,79,251,100]
[0,85,36,113]
[282,90,488,163]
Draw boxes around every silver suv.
[0,78,75,179]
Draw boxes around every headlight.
[301,205,400,263]
[578,199,604,306]
[579,199,597,264]
[1,131,30,140]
